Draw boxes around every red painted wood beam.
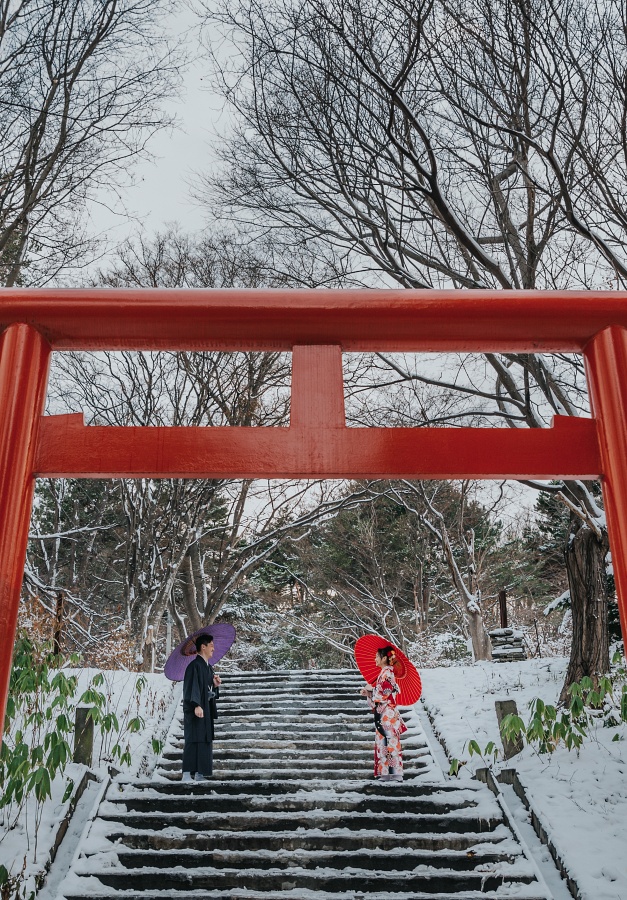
[2,288,627,351]
[584,327,627,669]
[0,325,51,746]
[34,413,600,480]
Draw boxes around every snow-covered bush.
[0,636,168,867]
[0,636,80,862]
[0,636,177,898]
[500,662,627,755]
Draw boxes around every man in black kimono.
[182,634,221,782]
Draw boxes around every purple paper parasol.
[163,623,236,681]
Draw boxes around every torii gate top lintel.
[2,287,627,351]
[2,287,627,746]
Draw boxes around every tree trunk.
[422,581,430,631]
[468,606,493,661]
[52,591,64,656]
[414,567,422,634]
[180,551,203,633]
[189,542,208,615]
[560,516,610,702]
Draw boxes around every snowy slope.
[421,658,627,900]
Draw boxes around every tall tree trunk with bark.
[560,516,610,702]
[467,602,493,662]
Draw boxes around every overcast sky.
[83,15,226,267]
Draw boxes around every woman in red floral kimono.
[361,645,407,781]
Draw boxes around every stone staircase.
[61,669,551,899]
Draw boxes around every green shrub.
[449,663,627,775]
[1,634,153,869]
[501,667,627,755]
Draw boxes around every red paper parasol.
[354,635,422,705]
[164,623,236,682]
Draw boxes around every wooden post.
[584,326,627,657]
[73,707,94,767]
[0,324,51,748]
[498,590,508,629]
[495,699,523,760]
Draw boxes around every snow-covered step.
[162,748,434,762]
[100,784,481,816]
[156,764,434,781]
[106,822,516,854]
[60,669,550,900]
[95,807,504,834]
[109,847,519,872]
[65,878,546,900]
[174,723,377,735]
[191,711,374,720]
[65,866,540,895]
[216,688,366,698]
[169,739,378,750]
[217,669,363,680]
[162,739,433,755]
[62,891,549,900]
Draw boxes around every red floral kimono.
[366,664,407,779]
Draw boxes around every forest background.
[2,0,626,701]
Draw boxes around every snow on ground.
[0,670,178,897]
[421,657,627,900]
[4,659,627,900]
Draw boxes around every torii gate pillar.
[0,324,51,736]
[585,326,627,646]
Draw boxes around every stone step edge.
[67,865,539,889]
[96,812,504,830]
[95,825,513,843]
[63,891,548,900]
[96,846,522,864]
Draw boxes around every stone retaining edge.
[475,767,554,900]
[34,768,100,892]
[476,766,580,900]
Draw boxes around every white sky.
[74,12,547,520]
[83,13,226,262]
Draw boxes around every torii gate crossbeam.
[1,288,627,742]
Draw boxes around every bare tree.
[201,0,619,692]
[25,478,125,656]
[39,229,369,668]
[0,0,180,285]
[257,479,528,661]
[387,482,493,659]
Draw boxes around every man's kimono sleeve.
[183,660,203,707]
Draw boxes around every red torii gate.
[1,287,627,738]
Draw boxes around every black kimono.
[182,655,219,777]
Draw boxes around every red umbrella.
[354,635,422,705]
[164,623,236,681]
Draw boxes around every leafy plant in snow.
[449,740,501,776]
[0,635,79,860]
[449,664,627,775]
[0,635,155,868]
[500,666,627,755]
[0,860,33,900]
[78,673,147,768]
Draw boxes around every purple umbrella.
[163,623,236,681]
